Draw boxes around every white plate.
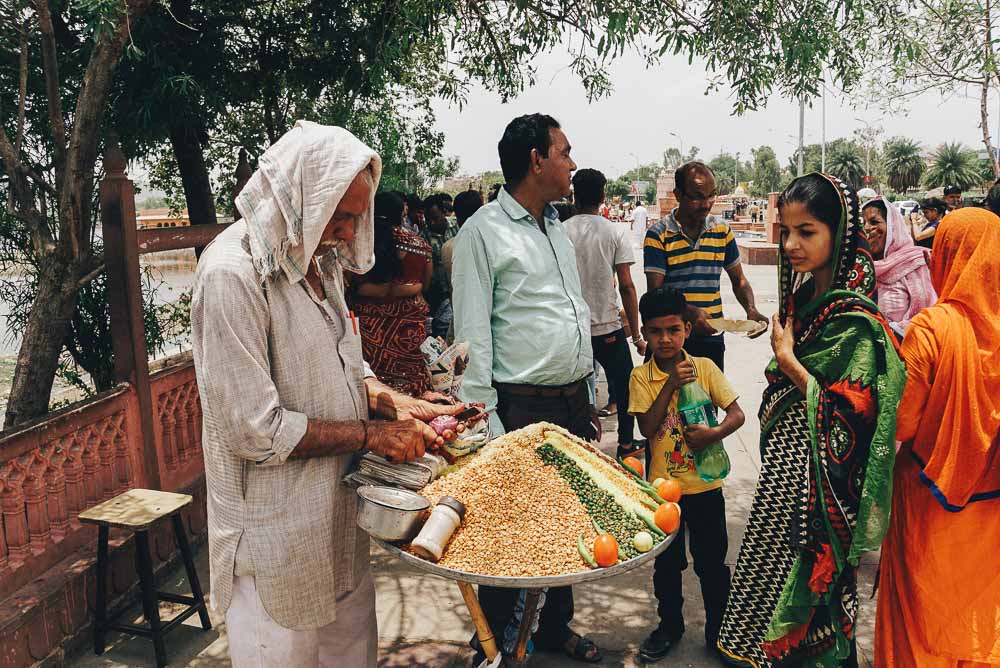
[709,318,768,336]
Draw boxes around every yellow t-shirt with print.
[627,355,739,495]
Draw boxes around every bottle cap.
[437,496,466,520]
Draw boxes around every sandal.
[563,632,603,663]
[598,403,617,417]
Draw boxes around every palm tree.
[923,143,982,190]
[827,146,866,189]
[882,138,925,193]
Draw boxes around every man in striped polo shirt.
[643,161,767,370]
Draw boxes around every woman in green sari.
[717,173,906,668]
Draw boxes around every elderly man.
[453,113,602,663]
[192,122,459,667]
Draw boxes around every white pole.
[797,98,805,177]
[821,81,827,172]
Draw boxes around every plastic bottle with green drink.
[676,355,730,481]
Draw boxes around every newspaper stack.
[343,452,448,490]
[421,338,470,396]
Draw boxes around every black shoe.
[639,627,681,662]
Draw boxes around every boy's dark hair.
[453,189,484,225]
[943,185,962,196]
[498,114,561,186]
[639,286,688,323]
[572,168,607,208]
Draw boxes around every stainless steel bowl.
[356,486,430,542]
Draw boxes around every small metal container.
[356,486,430,542]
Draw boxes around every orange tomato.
[623,456,644,478]
[654,502,681,534]
[657,479,682,504]
[593,534,619,567]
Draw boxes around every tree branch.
[63,0,154,258]
[15,17,28,156]
[34,0,68,192]
[0,127,56,254]
[76,263,105,289]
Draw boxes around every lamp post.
[669,132,685,162]
[798,98,805,177]
[821,77,827,173]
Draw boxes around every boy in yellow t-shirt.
[628,287,745,662]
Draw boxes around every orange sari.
[875,208,1000,667]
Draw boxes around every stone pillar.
[656,169,678,218]
[767,192,781,244]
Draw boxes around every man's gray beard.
[314,240,342,257]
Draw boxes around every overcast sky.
[431,49,994,179]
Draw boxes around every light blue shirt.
[452,187,593,435]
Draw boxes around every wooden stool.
[80,489,212,667]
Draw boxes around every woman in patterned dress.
[717,174,906,668]
[349,191,433,395]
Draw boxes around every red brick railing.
[0,140,237,666]
[0,384,143,602]
[0,356,207,665]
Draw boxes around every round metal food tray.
[374,528,676,588]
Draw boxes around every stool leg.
[94,525,109,655]
[135,530,167,668]
[171,514,212,630]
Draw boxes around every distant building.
[136,208,190,229]
[135,209,234,230]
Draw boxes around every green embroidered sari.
[718,174,906,668]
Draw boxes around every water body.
[0,250,198,356]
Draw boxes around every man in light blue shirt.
[452,114,603,663]
[452,121,594,440]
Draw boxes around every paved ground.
[68,258,877,667]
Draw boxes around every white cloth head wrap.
[235,121,381,283]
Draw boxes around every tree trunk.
[979,81,1000,180]
[168,118,218,226]
[4,260,80,427]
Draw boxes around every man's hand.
[689,306,717,337]
[366,419,433,462]
[663,359,697,395]
[590,407,603,443]
[683,423,718,452]
[746,307,769,339]
[633,338,648,356]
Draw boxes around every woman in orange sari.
[874,208,1000,667]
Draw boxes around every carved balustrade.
[0,385,143,601]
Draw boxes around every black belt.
[493,377,589,398]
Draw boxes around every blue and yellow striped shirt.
[643,211,740,331]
